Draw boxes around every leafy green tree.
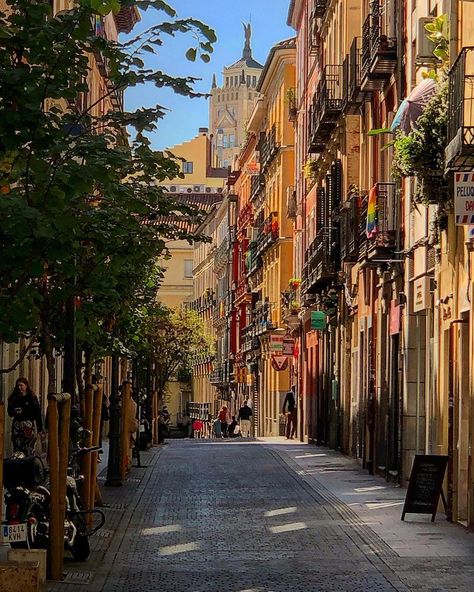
[0,0,216,392]
[148,307,213,404]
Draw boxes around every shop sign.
[271,355,288,372]
[413,276,431,312]
[270,335,284,352]
[455,172,474,224]
[282,338,294,356]
[245,162,261,176]
[310,311,327,331]
[389,300,401,335]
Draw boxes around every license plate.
[2,523,27,543]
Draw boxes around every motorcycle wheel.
[70,533,90,561]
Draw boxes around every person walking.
[218,405,229,438]
[238,400,252,438]
[7,377,45,454]
[282,386,297,440]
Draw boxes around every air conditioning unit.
[416,17,437,64]
[205,187,212,193]
[217,187,224,193]
[193,184,204,193]
[169,185,178,192]
[186,187,193,193]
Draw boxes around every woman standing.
[218,405,229,438]
[7,377,45,454]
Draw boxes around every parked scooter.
[2,444,105,560]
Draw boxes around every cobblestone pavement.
[48,439,474,592]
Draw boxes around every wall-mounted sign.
[389,300,401,336]
[282,338,295,356]
[413,276,431,312]
[270,335,284,352]
[310,311,327,331]
[245,162,261,176]
[271,355,288,372]
[455,172,474,224]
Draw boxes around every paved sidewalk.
[45,438,474,591]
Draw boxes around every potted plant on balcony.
[304,159,319,189]
[289,300,301,315]
[289,278,301,291]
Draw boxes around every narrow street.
[50,440,474,592]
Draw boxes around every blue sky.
[125,0,293,150]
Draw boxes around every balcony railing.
[252,301,275,335]
[312,0,327,19]
[255,212,279,257]
[343,37,364,114]
[340,192,360,262]
[250,173,265,202]
[358,183,399,262]
[213,237,229,271]
[302,228,339,293]
[446,47,474,171]
[246,241,261,275]
[237,201,254,230]
[361,4,397,92]
[209,364,224,385]
[259,124,280,171]
[309,65,343,153]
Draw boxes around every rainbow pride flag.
[366,185,378,238]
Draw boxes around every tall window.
[223,134,229,148]
[252,76,257,86]
[183,161,193,174]
[184,260,193,278]
[229,133,235,147]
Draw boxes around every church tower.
[209,23,263,168]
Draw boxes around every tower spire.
[242,22,252,60]
[211,73,217,89]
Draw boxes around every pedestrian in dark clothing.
[238,401,252,437]
[228,415,239,437]
[218,406,229,438]
[7,377,45,454]
[282,387,297,440]
[99,394,109,448]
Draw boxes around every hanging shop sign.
[455,172,474,225]
[282,338,295,356]
[271,355,288,372]
[310,311,327,331]
[389,300,401,336]
[270,335,284,352]
[245,162,261,176]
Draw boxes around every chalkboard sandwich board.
[401,454,448,522]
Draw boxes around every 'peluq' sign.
[455,173,474,225]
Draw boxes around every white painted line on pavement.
[141,524,182,535]
[268,522,307,534]
[159,542,200,555]
[294,453,327,458]
[264,506,297,517]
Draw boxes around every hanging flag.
[366,185,378,238]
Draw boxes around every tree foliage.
[0,0,216,387]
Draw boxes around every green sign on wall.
[311,311,327,331]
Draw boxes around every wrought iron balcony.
[252,301,275,335]
[360,4,397,92]
[358,183,400,263]
[309,65,344,153]
[343,37,364,114]
[340,191,360,262]
[446,47,474,171]
[250,173,265,202]
[301,228,339,293]
[259,124,280,171]
[213,237,229,271]
[246,240,261,275]
[209,364,224,385]
[237,201,254,230]
[312,0,327,19]
[255,212,279,257]
[235,278,251,302]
